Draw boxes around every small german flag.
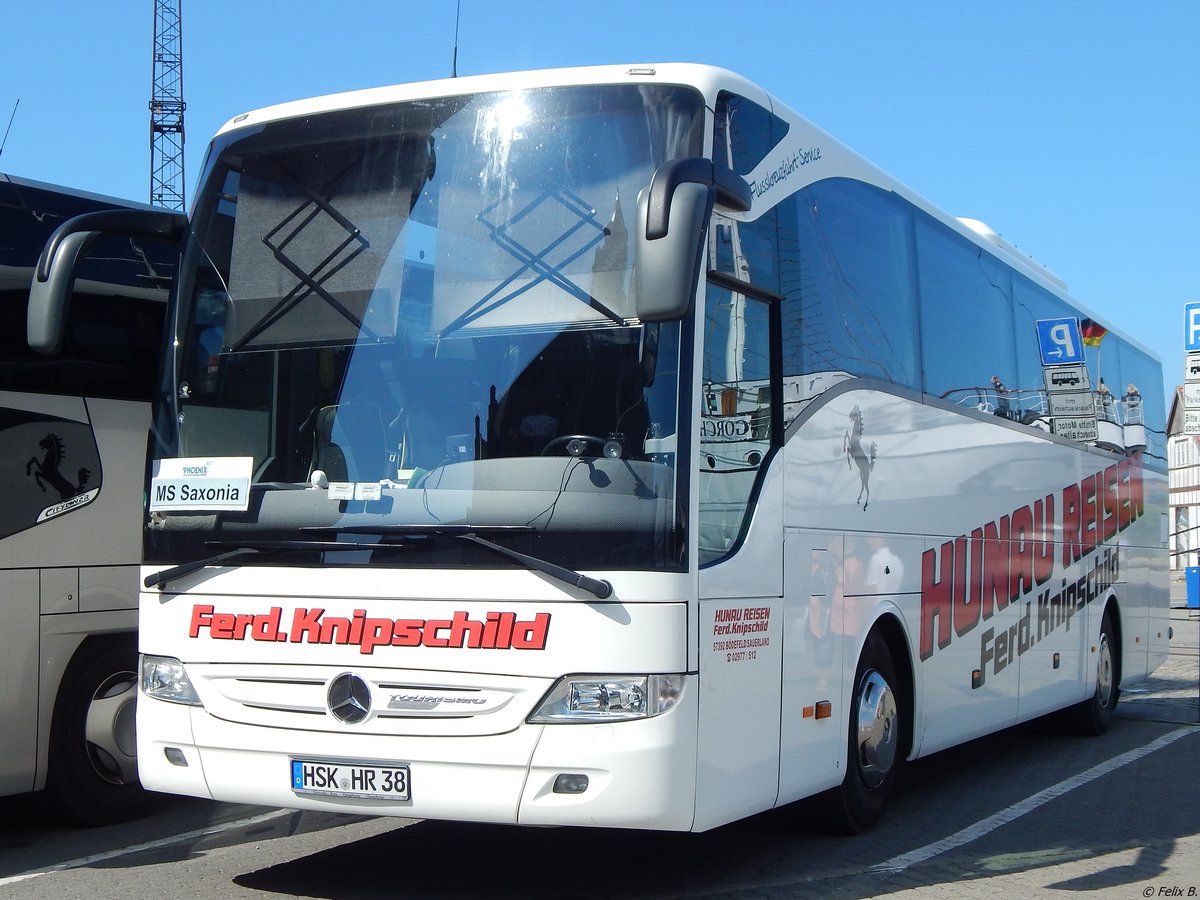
[1081,318,1108,346]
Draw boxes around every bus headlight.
[140,654,201,705]
[528,674,685,723]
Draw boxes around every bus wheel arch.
[873,613,915,762]
[46,635,155,824]
[821,616,913,833]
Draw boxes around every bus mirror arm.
[634,158,750,323]
[643,157,751,241]
[28,208,187,355]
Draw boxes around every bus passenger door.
[777,534,846,804]
[694,279,786,830]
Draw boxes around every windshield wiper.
[457,533,612,600]
[145,546,272,591]
[303,525,614,599]
[144,539,415,590]
[149,528,612,599]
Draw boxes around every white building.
[1167,387,1200,590]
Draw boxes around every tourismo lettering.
[919,457,1143,662]
[188,606,551,654]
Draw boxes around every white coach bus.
[30,65,1168,833]
[1,173,176,822]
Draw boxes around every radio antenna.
[451,0,461,78]
[0,99,19,160]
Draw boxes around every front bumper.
[137,677,699,831]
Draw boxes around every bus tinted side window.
[1010,274,1076,398]
[916,215,1022,420]
[700,91,787,565]
[0,290,165,402]
[0,289,105,541]
[714,91,789,177]
[778,179,920,413]
[65,293,166,402]
[698,283,775,564]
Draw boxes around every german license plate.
[290,758,411,800]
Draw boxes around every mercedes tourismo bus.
[1,173,173,823]
[29,65,1168,833]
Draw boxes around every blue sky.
[2,1,1196,406]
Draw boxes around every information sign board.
[1184,383,1200,410]
[1187,353,1200,383]
[1042,364,1091,393]
[1047,392,1096,418]
[1052,416,1099,442]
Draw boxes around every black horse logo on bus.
[27,433,91,500]
[844,406,877,510]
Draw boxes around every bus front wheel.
[822,632,903,833]
[46,639,155,825]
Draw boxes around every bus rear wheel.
[1072,609,1120,736]
[46,639,155,825]
[822,632,903,833]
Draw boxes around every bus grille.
[184,663,547,737]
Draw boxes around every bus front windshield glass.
[147,83,705,574]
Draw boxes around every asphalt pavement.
[843,605,1200,900]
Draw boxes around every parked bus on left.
[0,173,176,823]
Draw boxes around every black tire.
[46,639,156,825]
[820,632,904,834]
[1072,609,1120,736]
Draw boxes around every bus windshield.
[147,83,705,573]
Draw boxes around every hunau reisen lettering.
[712,606,771,635]
[189,606,552,653]
[919,457,1143,666]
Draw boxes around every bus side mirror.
[634,158,751,322]
[28,230,99,355]
[28,208,187,355]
